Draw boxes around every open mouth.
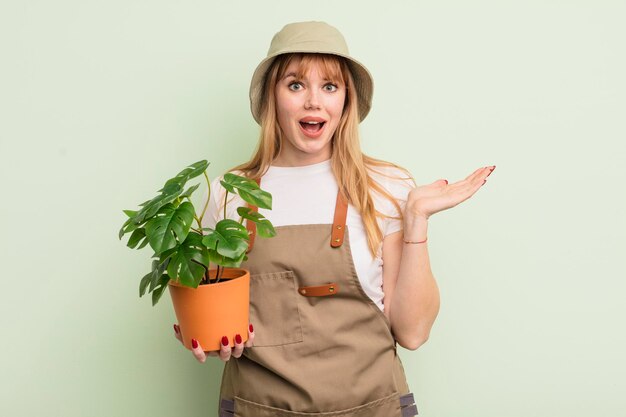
[299,121,326,133]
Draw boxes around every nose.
[304,88,321,110]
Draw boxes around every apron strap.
[245,178,260,254]
[330,190,348,248]
[245,178,349,253]
[298,283,340,297]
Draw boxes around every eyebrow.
[281,72,335,82]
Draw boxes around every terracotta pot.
[168,268,250,351]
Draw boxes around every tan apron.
[218,186,418,417]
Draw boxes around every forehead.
[279,54,344,82]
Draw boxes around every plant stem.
[198,171,211,226]
[223,190,229,222]
[192,217,203,233]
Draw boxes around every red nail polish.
[191,338,198,349]
[249,324,254,333]
[173,324,179,334]
[235,334,242,344]
[222,336,229,346]
[444,179,448,184]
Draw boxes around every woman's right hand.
[173,323,255,363]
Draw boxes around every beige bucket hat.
[249,21,374,125]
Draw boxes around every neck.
[272,152,331,167]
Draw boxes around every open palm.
[406,166,495,219]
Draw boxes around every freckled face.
[274,59,346,166]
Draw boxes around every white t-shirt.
[201,159,414,311]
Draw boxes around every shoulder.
[363,162,415,238]
[366,162,416,201]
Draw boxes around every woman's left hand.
[405,165,495,220]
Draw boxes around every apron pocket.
[249,270,304,347]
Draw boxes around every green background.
[1,1,624,416]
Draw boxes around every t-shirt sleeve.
[371,166,416,237]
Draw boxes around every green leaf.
[201,219,249,259]
[161,181,183,196]
[166,233,210,288]
[149,257,170,292]
[144,202,195,254]
[220,173,272,209]
[159,160,209,193]
[122,161,207,240]
[127,228,146,249]
[137,236,150,249]
[119,206,147,239]
[236,207,276,238]
[134,187,183,224]
[123,210,138,218]
[119,216,137,239]
[151,274,171,306]
[208,249,247,268]
[180,183,200,199]
[159,247,177,263]
[186,160,210,179]
[139,271,152,297]
[119,223,128,240]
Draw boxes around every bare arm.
[382,216,440,350]
[382,165,495,350]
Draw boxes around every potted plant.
[119,160,275,351]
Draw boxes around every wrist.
[403,215,428,241]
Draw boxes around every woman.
[173,21,495,416]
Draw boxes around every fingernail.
[235,334,242,344]
[444,179,448,184]
[173,324,179,334]
[222,336,229,346]
[191,338,198,349]
[249,324,254,333]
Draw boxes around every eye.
[324,83,338,92]
[288,82,303,91]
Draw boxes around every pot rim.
[168,268,249,289]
